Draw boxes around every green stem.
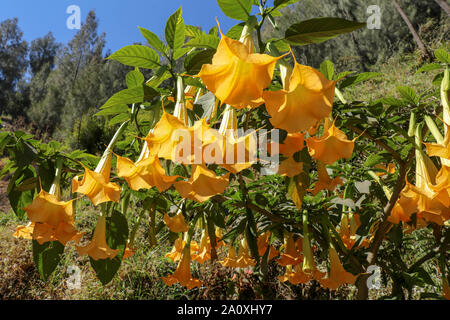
[96,120,130,173]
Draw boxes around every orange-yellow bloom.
[23,190,83,245]
[145,112,188,161]
[277,233,303,266]
[192,229,211,264]
[175,165,230,203]
[318,245,358,290]
[219,245,240,268]
[162,248,203,289]
[116,144,179,192]
[338,213,370,250]
[270,133,305,157]
[277,157,304,177]
[72,154,121,206]
[166,237,199,262]
[424,123,450,160]
[236,239,256,268]
[13,222,34,240]
[306,119,355,165]
[257,231,279,260]
[197,25,283,110]
[77,216,119,261]
[279,264,312,285]
[308,161,343,195]
[263,60,336,133]
[163,211,189,233]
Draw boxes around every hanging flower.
[279,264,312,285]
[263,58,336,133]
[197,25,284,110]
[116,145,179,192]
[257,231,279,261]
[318,245,358,290]
[306,119,355,165]
[145,112,188,161]
[21,190,83,245]
[270,133,305,157]
[236,239,256,268]
[308,161,343,195]
[277,157,304,177]
[175,165,230,203]
[162,248,203,289]
[77,216,119,261]
[338,213,370,250]
[163,211,189,233]
[72,153,121,206]
[424,123,450,160]
[219,245,239,268]
[277,233,303,266]
[192,229,211,264]
[165,237,199,262]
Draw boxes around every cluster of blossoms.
[11,22,450,296]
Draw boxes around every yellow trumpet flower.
[197,24,284,110]
[77,216,119,261]
[72,153,121,206]
[219,245,240,268]
[318,245,358,291]
[270,133,305,157]
[192,229,211,264]
[277,157,304,178]
[306,119,355,165]
[257,231,279,261]
[175,165,230,203]
[263,57,336,133]
[308,161,343,195]
[116,143,179,192]
[162,248,203,290]
[165,237,199,262]
[277,233,303,267]
[19,189,83,245]
[163,211,189,233]
[236,238,256,268]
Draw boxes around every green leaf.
[226,23,246,40]
[138,26,167,54]
[107,45,160,69]
[32,240,65,281]
[90,211,129,285]
[320,60,335,80]
[217,0,252,21]
[364,153,385,167]
[96,104,129,117]
[10,139,38,169]
[8,166,36,218]
[185,25,203,38]
[184,49,216,75]
[434,49,450,64]
[109,113,130,126]
[285,18,366,46]
[397,86,419,105]
[173,47,190,60]
[165,7,185,51]
[102,85,159,109]
[415,63,443,74]
[273,0,300,10]
[185,34,220,49]
[126,69,145,88]
[339,72,382,89]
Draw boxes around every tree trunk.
[392,0,430,59]
[434,0,450,16]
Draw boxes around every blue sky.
[0,0,251,52]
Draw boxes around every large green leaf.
[8,166,36,219]
[102,85,159,109]
[185,34,220,49]
[33,240,65,281]
[217,0,252,21]
[339,72,382,89]
[184,49,216,75]
[138,26,167,54]
[126,69,145,88]
[285,18,366,46]
[107,45,160,69]
[90,210,129,285]
[165,7,185,51]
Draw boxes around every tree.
[392,0,430,59]
[29,32,59,76]
[0,18,28,116]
